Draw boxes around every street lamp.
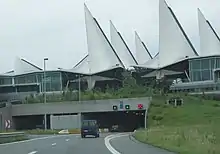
[77,74,82,103]
[43,58,48,130]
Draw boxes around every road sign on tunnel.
[119,101,123,109]
[125,105,130,110]
[138,104,143,109]
[113,105,118,111]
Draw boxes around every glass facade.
[15,74,37,84]
[0,76,12,85]
[13,71,63,92]
[44,72,62,92]
[189,56,220,82]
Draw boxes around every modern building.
[170,8,220,92]
[1,0,220,100]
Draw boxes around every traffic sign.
[113,105,118,111]
[119,101,123,109]
[125,105,130,110]
[5,120,11,129]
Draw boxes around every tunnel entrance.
[13,115,50,130]
[82,110,145,132]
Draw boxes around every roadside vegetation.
[134,94,220,154]
[23,76,155,104]
[0,135,28,144]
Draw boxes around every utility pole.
[43,58,48,130]
[78,75,81,103]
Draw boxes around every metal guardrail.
[0,132,25,138]
[0,132,27,144]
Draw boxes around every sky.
[0,0,220,73]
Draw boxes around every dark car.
[81,120,100,138]
[110,125,124,132]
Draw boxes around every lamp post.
[43,58,48,130]
[78,74,81,103]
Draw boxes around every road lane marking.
[52,143,57,146]
[0,134,79,146]
[28,151,38,154]
[104,133,129,154]
[66,139,70,141]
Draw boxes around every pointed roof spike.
[14,57,42,75]
[198,8,220,56]
[159,0,198,68]
[73,54,89,68]
[84,4,124,74]
[71,55,90,74]
[135,31,152,64]
[110,20,138,68]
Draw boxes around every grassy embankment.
[134,95,220,154]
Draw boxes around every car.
[110,125,124,132]
[81,120,100,138]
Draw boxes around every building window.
[191,60,201,70]
[0,77,12,85]
[201,59,210,70]
[15,74,36,84]
[210,58,216,69]
[193,71,201,81]
[201,70,211,81]
[216,58,220,68]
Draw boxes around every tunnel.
[82,110,145,132]
[13,115,50,130]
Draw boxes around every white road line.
[51,143,56,146]
[104,133,129,154]
[66,139,70,141]
[0,134,79,146]
[28,151,38,154]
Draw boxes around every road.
[0,133,175,154]
[0,134,112,154]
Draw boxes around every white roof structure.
[13,57,42,75]
[71,55,90,74]
[110,20,138,69]
[136,52,159,69]
[158,0,198,68]
[82,4,124,75]
[198,8,220,56]
[135,31,152,64]
[133,0,198,70]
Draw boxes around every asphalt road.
[0,133,175,154]
[0,134,112,154]
[109,133,176,154]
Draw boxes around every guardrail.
[0,132,27,144]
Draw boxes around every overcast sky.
[0,0,219,73]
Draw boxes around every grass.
[0,136,28,144]
[134,94,220,154]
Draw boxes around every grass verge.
[0,136,28,144]
[134,94,220,154]
[26,129,80,135]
